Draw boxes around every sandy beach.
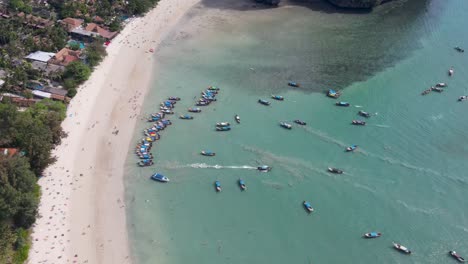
[27,0,200,263]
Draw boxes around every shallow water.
[126,0,468,263]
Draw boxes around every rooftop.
[25,51,55,63]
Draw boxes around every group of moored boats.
[136,97,179,167]
[195,86,220,107]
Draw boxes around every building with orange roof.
[49,48,82,66]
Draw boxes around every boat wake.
[396,200,440,215]
[372,124,390,128]
[354,105,363,108]
[300,126,349,148]
[187,163,257,170]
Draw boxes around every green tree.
[63,61,91,83]
[84,41,107,68]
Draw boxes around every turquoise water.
[126,0,468,263]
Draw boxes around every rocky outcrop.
[255,0,280,6]
[327,0,385,8]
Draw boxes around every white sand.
[28,0,200,263]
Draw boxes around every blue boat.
[138,159,153,167]
[303,201,314,213]
[139,153,153,159]
[364,232,381,238]
[346,145,357,152]
[288,81,300,87]
[271,95,284,101]
[327,89,341,98]
[216,126,231,131]
[239,179,246,190]
[179,115,193,120]
[258,99,271,106]
[151,173,169,182]
[161,119,171,125]
[336,101,350,107]
[201,150,215,156]
[215,181,221,192]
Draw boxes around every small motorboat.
[449,251,466,262]
[258,99,271,106]
[179,115,193,120]
[454,46,465,53]
[449,67,454,76]
[328,167,343,174]
[294,120,306,125]
[196,101,209,106]
[214,181,221,192]
[151,173,169,183]
[216,126,231,131]
[393,242,411,254]
[280,122,292,129]
[216,122,230,127]
[431,87,444,93]
[363,232,381,239]
[139,153,153,160]
[336,101,350,107]
[160,106,172,111]
[234,114,240,124]
[458,95,467,102]
[188,107,201,113]
[327,89,341,98]
[138,159,153,167]
[271,95,284,101]
[358,111,371,118]
[288,81,300,87]
[346,145,357,152]
[238,179,246,191]
[201,150,215,156]
[161,109,174,114]
[436,83,447,87]
[257,165,271,172]
[352,120,366,126]
[303,201,314,213]
[207,86,220,91]
[168,96,180,101]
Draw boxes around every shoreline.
[27,0,201,263]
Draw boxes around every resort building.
[49,48,82,66]
[25,51,55,63]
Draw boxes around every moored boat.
[161,109,174,114]
[215,181,222,192]
[363,232,381,238]
[294,120,306,125]
[458,96,467,102]
[239,179,246,191]
[216,122,230,127]
[257,165,271,172]
[207,85,220,91]
[168,96,180,101]
[288,81,300,87]
[235,114,240,124]
[179,115,193,120]
[196,101,209,106]
[280,122,292,129]
[431,87,444,93]
[346,145,357,152]
[358,111,371,118]
[436,83,447,87]
[327,89,341,98]
[449,67,454,76]
[271,95,284,101]
[336,101,350,107]
[216,126,231,131]
[151,173,169,182]
[138,159,153,167]
[303,201,314,213]
[449,251,466,262]
[201,150,215,156]
[454,46,465,53]
[393,242,411,254]
[352,120,366,126]
[328,167,343,174]
[188,107,202,113]
[258,99,271,106]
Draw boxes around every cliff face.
[327,0,385,8]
